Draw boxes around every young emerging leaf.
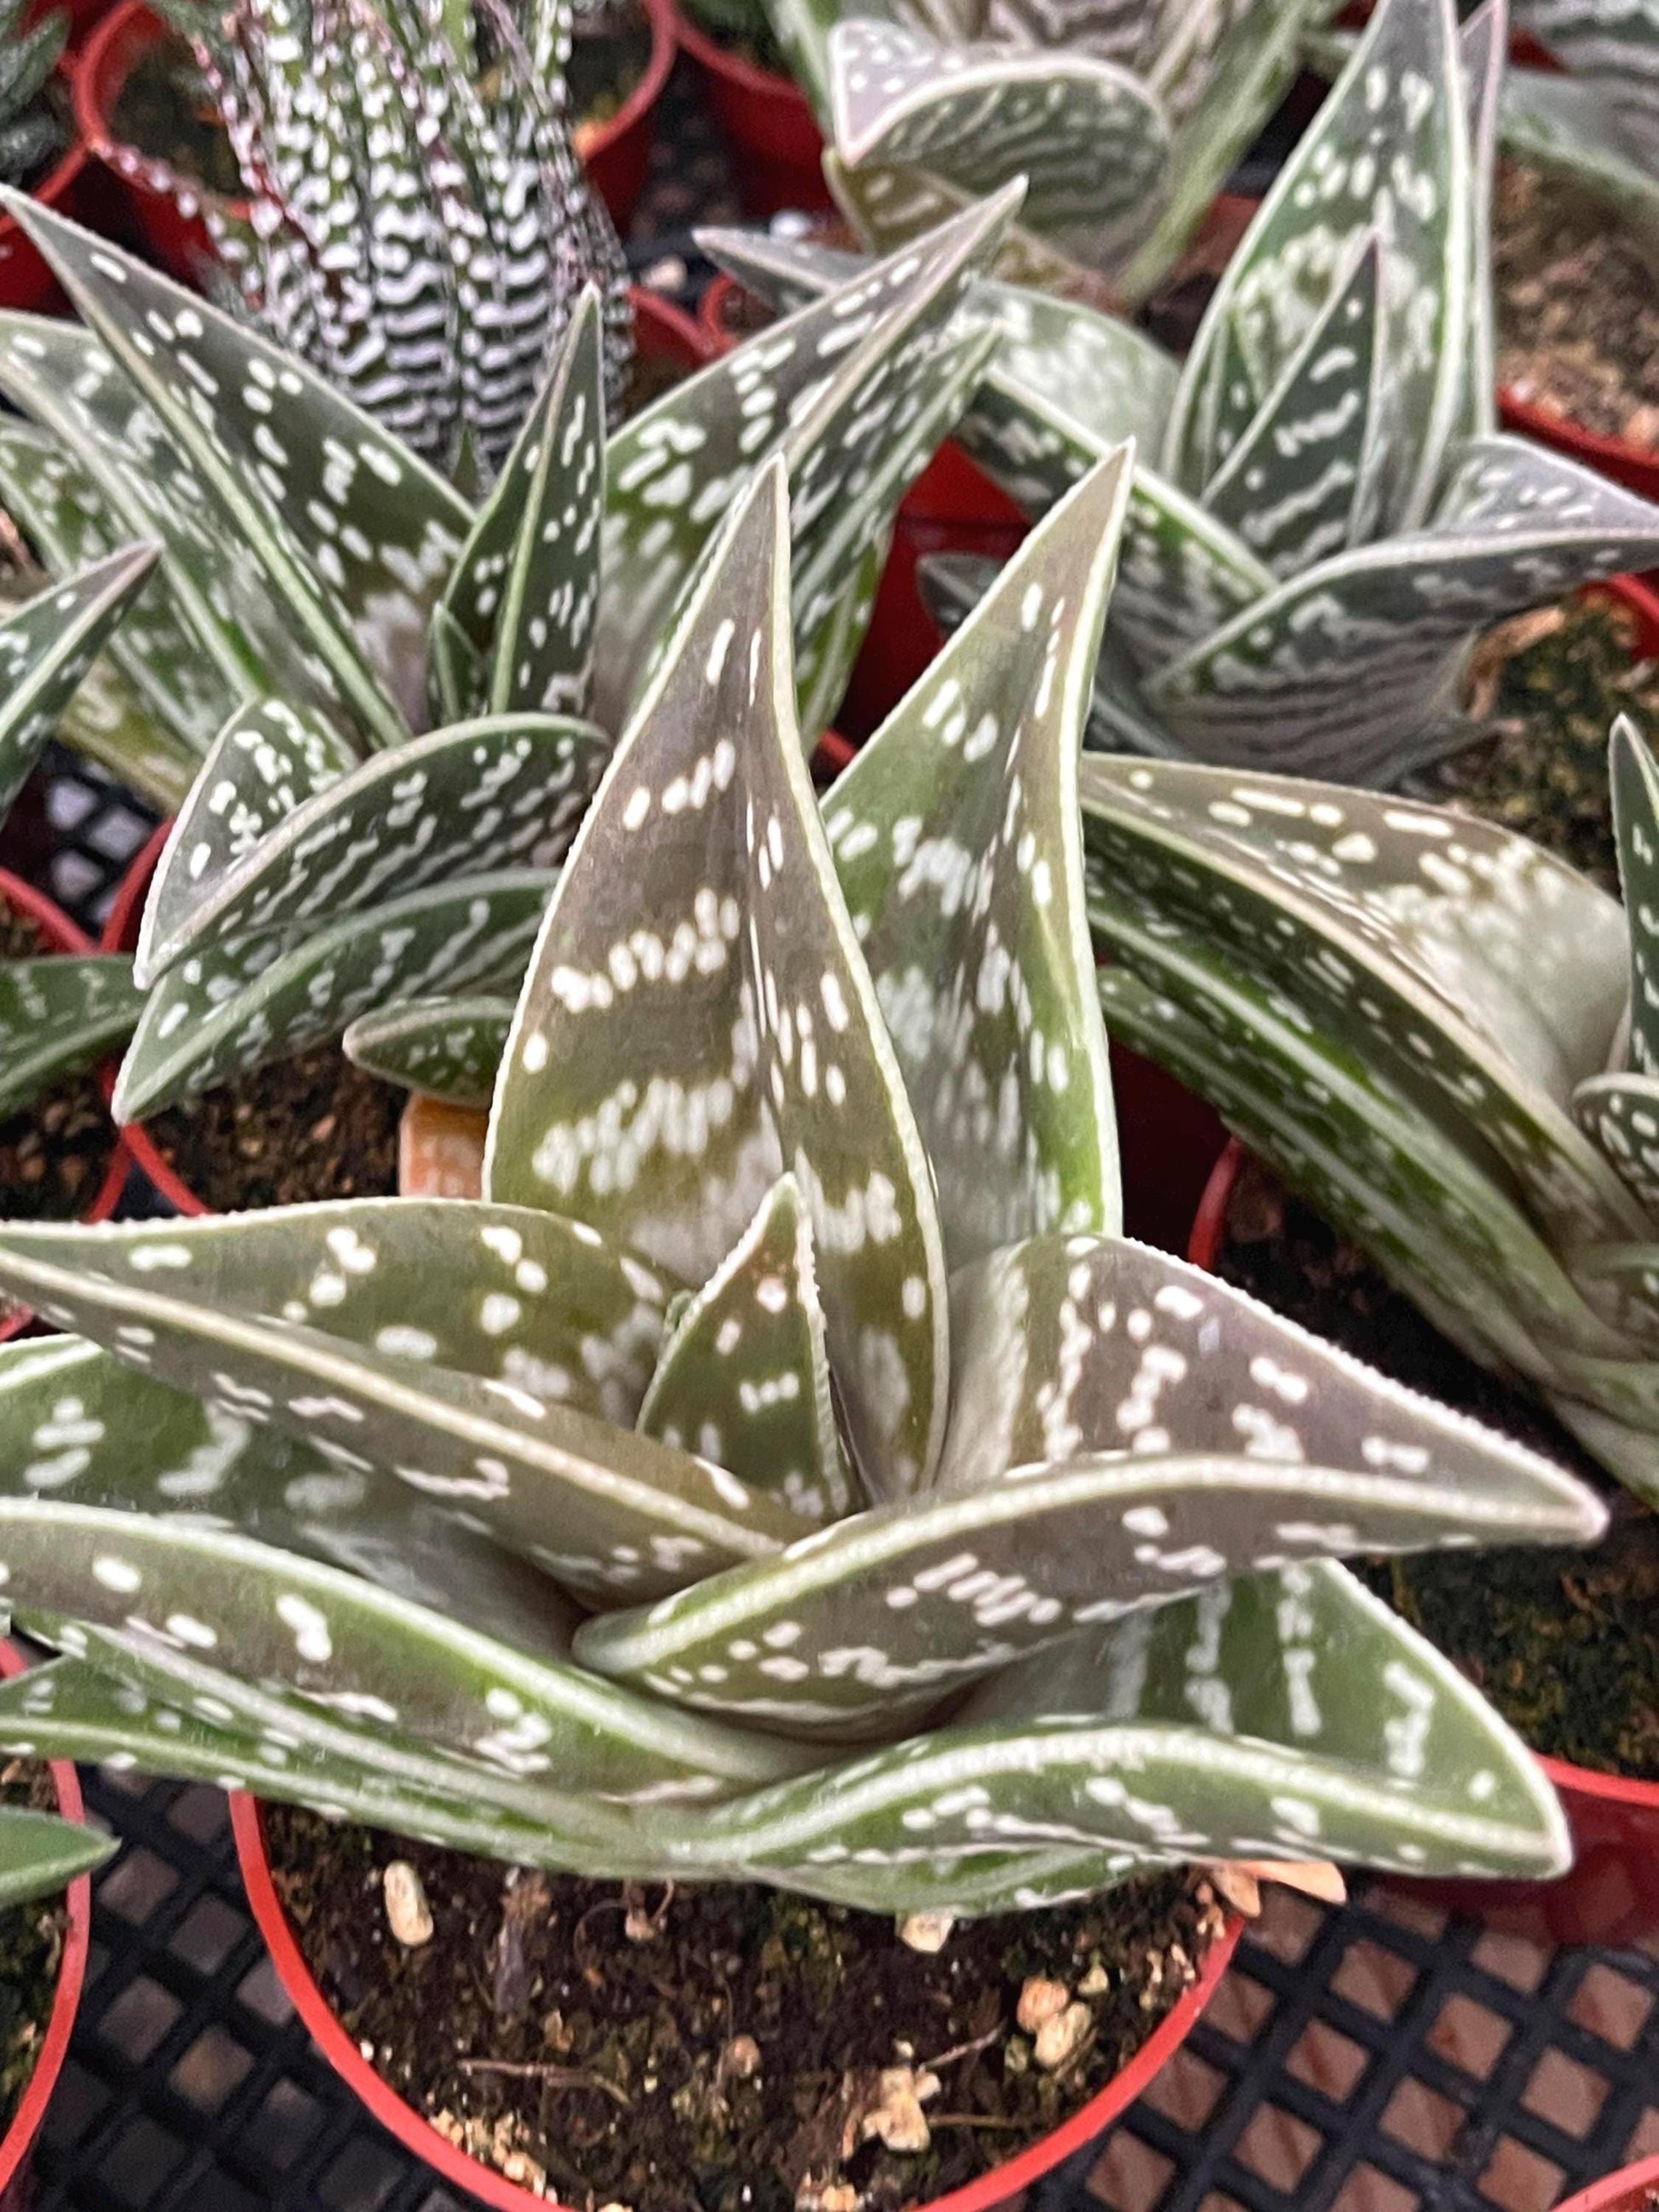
[0,540,162,818]
[343,996,516,1110]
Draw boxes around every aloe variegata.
[707,0,1659,786]
[0,450,1605,1904]
[0,188,1014,1123]
[1082,711,1659,1507]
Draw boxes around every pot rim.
[0,1637,95,2198]
[575,0,675,166]
[1187,1137,1659,1818]
[230,1789,1242,2212]
[1554,2154,1659,2212]
[669,0,811,107]
[1500,390,1659,495]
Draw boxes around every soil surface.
[0,1760,67,2137]
[0,898,118,1224]
[111,33,243,198]
[266,1804,1225,2211]
[570,13,651,143]
[1215,1156,1658,1782]
[141,1045,400,1211]
[1495,159,1659,450]
[1430,594,1659,892]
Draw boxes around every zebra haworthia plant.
[1082,718,1659,1508]
[0,188,1013,1123]
[708,0,1659,785]
[0,451,1608,1906]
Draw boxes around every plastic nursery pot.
[1555,2153,1659,2212]
[0,864,130,1342]
[0,55,101,315]
[231,1793,1241,2212]
[669,1,830,218]
[1188,1138,1659,1949]
[0,1638,95,2207]
[574,0,675,230]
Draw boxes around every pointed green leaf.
[2,194,462,747]
[0,540,160,819]
[116,871,553,1122]
[440,289,605,719]
[0,1803,112,1906]
[1612,712,1659,1075]
[827,453,1129,1265]
[575,1225,1602,1736]
[134,698,358,986]
[1575,1072,1659,1219]
[492,464,949,1499]
[638,1175,854,1525]
[0,956,147,1121]
[137,713,609,985]
[428,600,488,727]
[1200,233,1384,580]
[824,153,1108,297]
[344,996,515,1109]
[1453,0,1502,448]
[0,1502,806,1799]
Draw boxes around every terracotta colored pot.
[670,2,829,217]
[0,1638,95,2203]
[232,1792,1240,2212]
[0,58,99,314]
[0,864,130,1340]
[1557,2154,1659,2212]
[1189,1137,1659,1948]
[78,0,671,286]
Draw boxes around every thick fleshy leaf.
[0,1243,811,1605]
[0,1803,112,1905]
[343,996,515,1109]
[637,1175,853,1524]
[826,452,1129,1265]
[2,194,462,746]
[1199,233,1383,580]
[0,1502,806,1799]
[1611,712,1659,1075]
[826,18,1169,264]
[488,463,950,1501]
[575,1228,1602,1736]
[438,289,605,720]
[0,956,146,1121]
[594,192,1017,738]
[1078,752,1642,1251]
[134,697,358,987]
[136,713,609,985]
[1166,0,1470,530]
[1142,438,1659,781]
[824,153,1108,298]
[692,1564,1569,1884]
[116,871,553,1121]
[0,540,160,819]
[1574,1072,1659,1219]
[1454,0,1503,449]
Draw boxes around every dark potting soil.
[141,1044,400,1210]
[685,0,793,83]
[1495,159,1659,450]
[569,13,651,144]
[1216,1155,1659,1782]
[626,335,699,416]
[0,1760,67,2136]
[1428,594,1659,893]
[266,1804,1225,2211]
[0,898,118,1224]
[110,32,243,199]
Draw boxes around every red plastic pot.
[1558,2154,1659,2212]
[1189,1137,1659,1949]
[232,1792,1240,2212]
[0,865,130,1340]
[0,57,101,314]
[1500,389,1659,511]
[670,2,829,217]
[78,0,671,286]
[0,1638,95,2206]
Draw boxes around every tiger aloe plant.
[0,452,1607,1909]
[767,0,1329,303]
[1081,713,1659,1509]
[0,0,66,187]
[135,0,633,472]
[707,0,1659,786]
[0,1609,112,1906]
[0,188,1013,1125]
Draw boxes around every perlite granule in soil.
[265,1804,1225,2212]
[0,1761,67,2136]
[1217,1157,1658,1783]
[142,1045,401,1210]
[0,898,118,1222]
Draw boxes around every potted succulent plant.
[0,1630,111,2203]
[0,184,1011,1212]
[0,450,1604,2204]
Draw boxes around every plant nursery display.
[708,0,1659,786]
[0,451,1610,2200]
